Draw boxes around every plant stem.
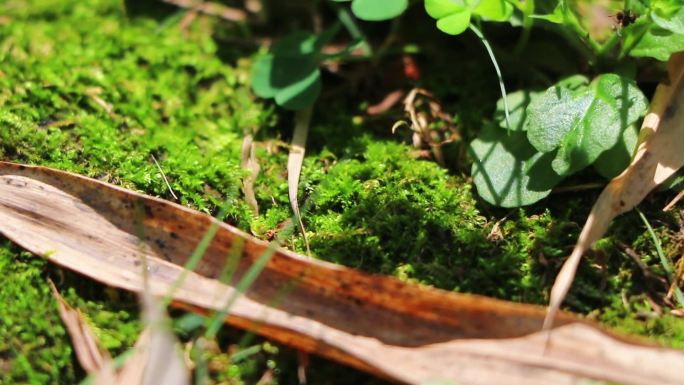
[513,0,535,55]
[373,16,401,66]
[335,4,372,57]
[469,24,511,131]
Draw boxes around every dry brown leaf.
[240,134,260,216]
[2,162,684,384]
[162,0,247,21]
[48,280,112,374]
[398,88,460,166]
[287,107,312,256]
[116,293,190,385]
[545,52,684,330]
[50,261,188,385]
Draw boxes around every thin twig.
[663,188,684,212]
[552,182,605,194]
[162,0,247,22]
[151,154,178,200]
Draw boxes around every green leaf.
[425,0,471,35]
[273,64,321,110]
[530,1,570,24]
[629,26,684,61]
[251,27,341,110]
[531,0,587,38]
[351,0,408,21]
[473,0,513,21]
[270,31,319,56]
[425,0,467,19]
[251,54,279,99]
[651,1,684,34]
[470,124,562,207]
[593,124,639,179]
[525,74,648,175]
[252,54,321,110]
[494,90,542,131]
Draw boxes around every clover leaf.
[494,90,542,131]
[333,0,408,21]
[470,124,562,207]
[424,0,513,36]
[425,0,471,35]
[525,74,648,175]
[251,27,340,110]
[473,0,514,22]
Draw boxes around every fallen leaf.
[50,261,189,385]
[48,280,111,375]
[162,0,247,21]
[287,107,312,255]
[240,134,260,216]
[117,293,190,385]
[2,162,684,384]
[545,52,684,330]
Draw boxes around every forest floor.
[1,1,683,384]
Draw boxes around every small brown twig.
[162,0,247,22]
[663,188,684,212]
[620,243,665,284]
[394,88,460,167]
[552,182,605,194]
[367,89,404,115]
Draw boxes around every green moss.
[0,241,139,385]
[0,0,271,223]
[0,0,276,382]
[0,244,75,384]
[600,297,684,348]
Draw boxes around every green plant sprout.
[468,0,684,207]
[470,74,648,207]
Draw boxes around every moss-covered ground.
[1,1,683,384]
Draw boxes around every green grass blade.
[637,209,684,307]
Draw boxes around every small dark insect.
[615,9,637,28]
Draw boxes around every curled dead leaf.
[1,162,684,384]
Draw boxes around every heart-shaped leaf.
[473,0,513,22]
[351,0,408,21]
[470,124,562,207]
[425,0,472,35]
[494,90,542,131]
[251,27,340,110]
[525,74,648,176]
[251,54,321,110]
